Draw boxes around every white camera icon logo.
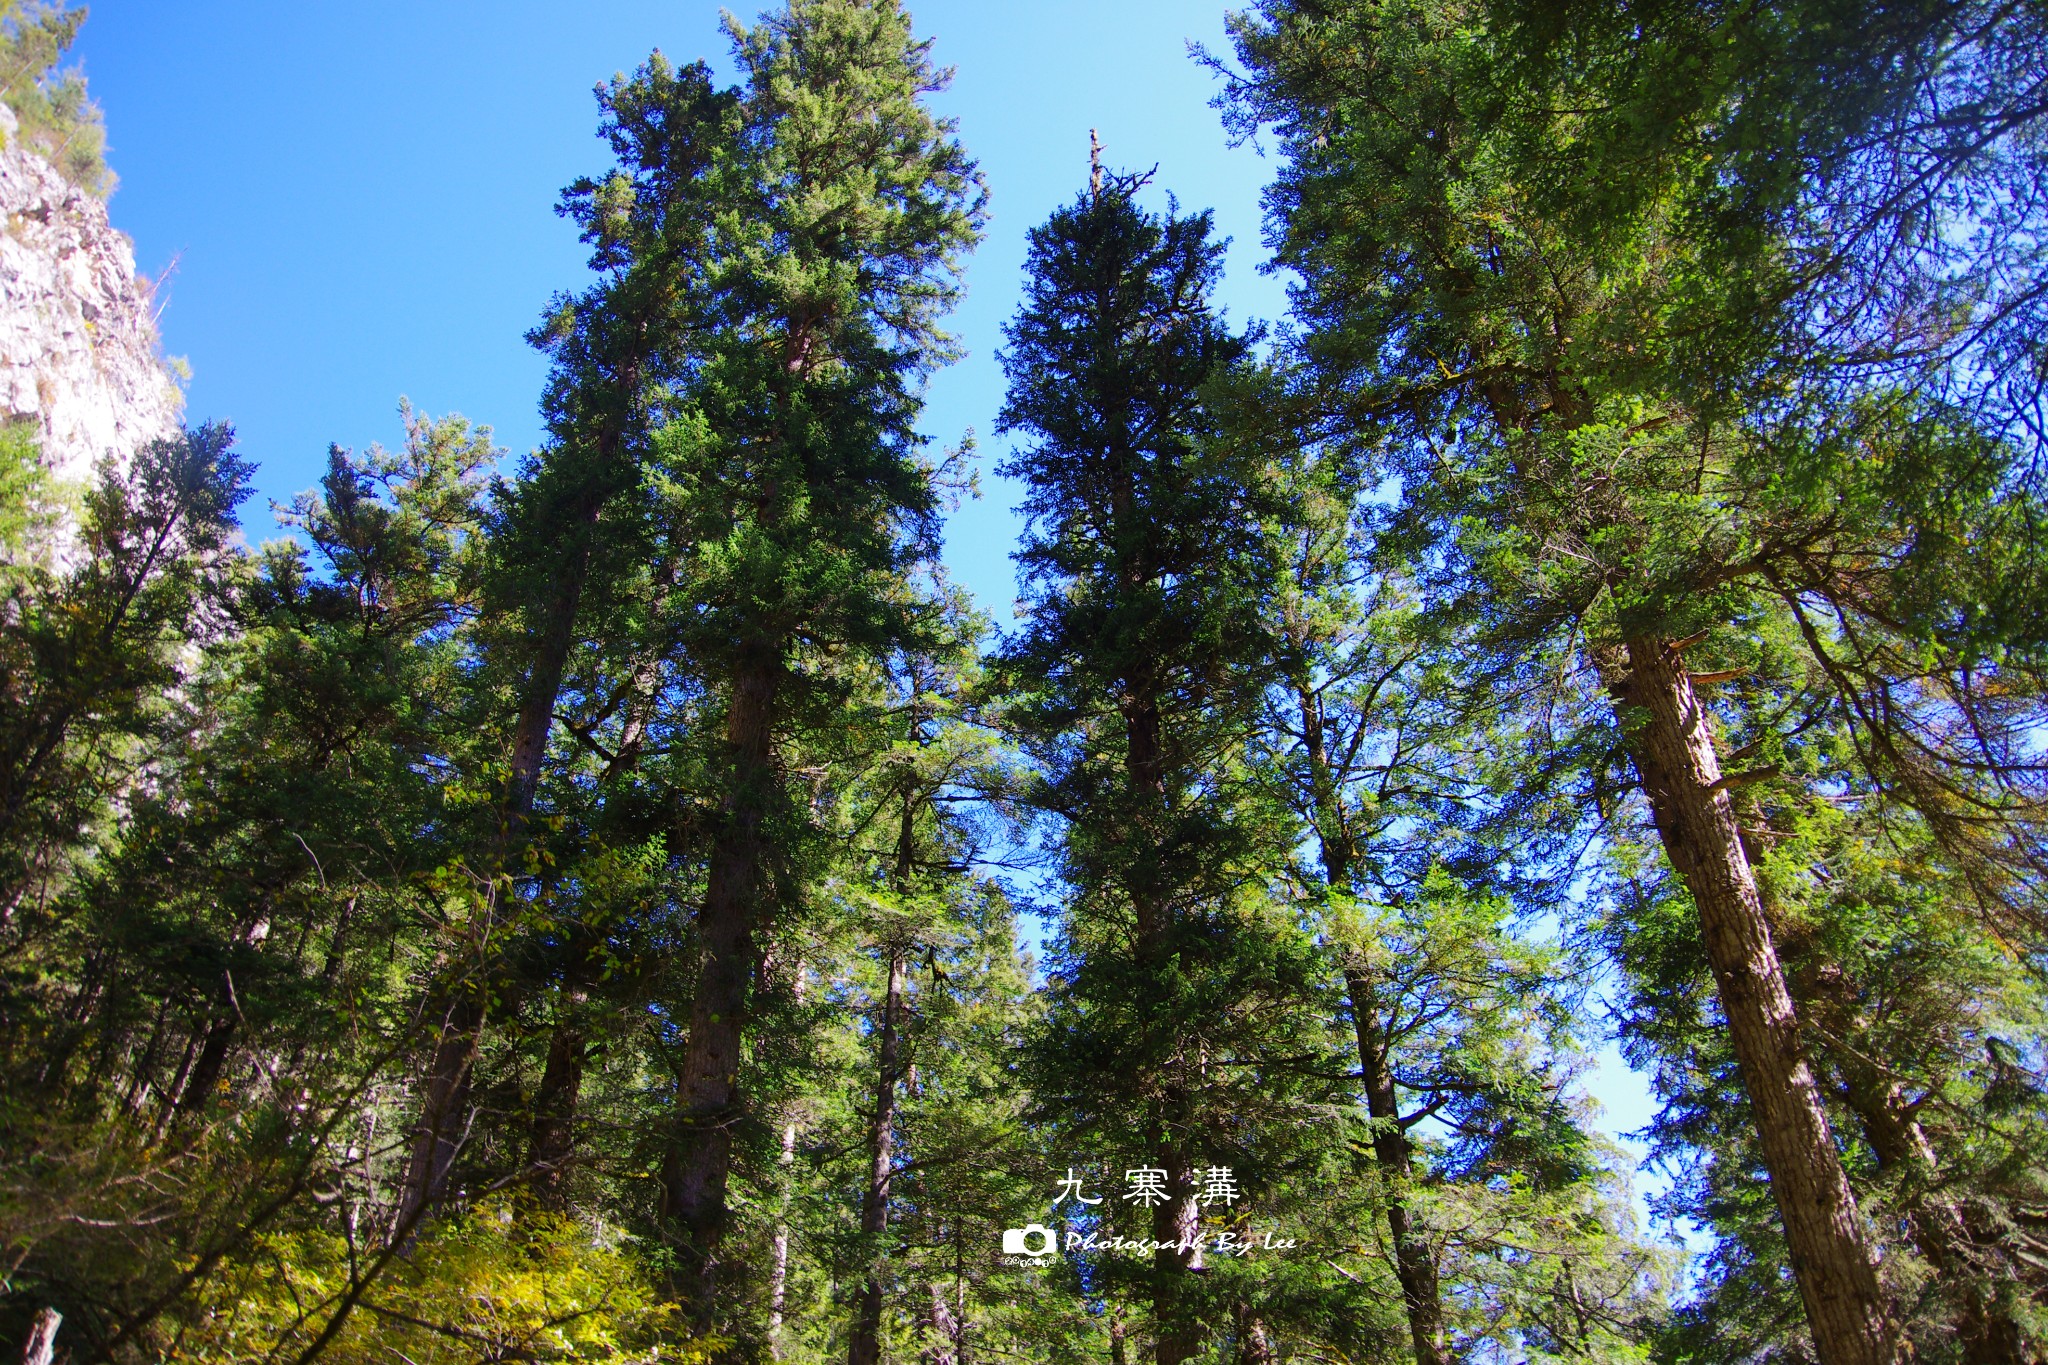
[1001,1223,1057,1257]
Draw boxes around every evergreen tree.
[1224,2,2047,1360]
[1261,434,1668,1362]
[392,53,736,1232]
[621,0,986,1329]
[0,0,107,191]
[998,173,1342,1365]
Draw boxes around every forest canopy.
[2,2,2044,1365]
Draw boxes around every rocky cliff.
[1,100,182,490]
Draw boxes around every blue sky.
[73,0,1681,1248]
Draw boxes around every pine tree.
[391,54,736,1232]
[0,0,108,192]
[997,173,1342,1365]
[618,0,985,1326]
[1219,1,2043,1357]
[1259,431,1668,1362]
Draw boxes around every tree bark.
[1347,967,1446,1365]
[767,1114,799,1355]
[1233,1306,1276,1365]
[1610,635,1899,1365]
[22,1308,60,1365]
[767,963,808,1357]
[1122,691,1205,1365]
[849,942,907,1365]
[662,656,781,1320]
[1292,664,1448,1365]
[920,1281,959,1365]
[392,991,483,1238]
[527,975,590,1210]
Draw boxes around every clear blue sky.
[73,0,1679,1245]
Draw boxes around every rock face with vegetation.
[0,100,180,490]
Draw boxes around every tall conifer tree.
[999,174,1334,1365]
[1225,2,2047,1360]
[626,0,985,1324]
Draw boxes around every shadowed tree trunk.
[395,364,637,1232]
[392,992,484,1238]
[527,967,590,1209]
[1347,966,1446,1365]
[1124,692,1205,1365]
[1233,1306,1276,1365]
[1773,920,2028,1365]
[848,942,907,1365]
[662,655,781,1319]
[175,910,271,1119]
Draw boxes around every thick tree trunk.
[1848,1083,2023,1364]
[663,657,781,1319]
[849,943,907,1365]
[1347,967,1446,1365]
[1611,635,1899,1365]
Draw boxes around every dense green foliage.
[2,2,2043,1364]
[0,0,107,192]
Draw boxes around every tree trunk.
[397,342,642,1225]
[1293,661,1448,1365]
[394,541,589,1229]
[1233,1306,1276,1365]
[767,1114,799,1356]
[849,942,907,1365]
[1611,635,1899,1365]
[920,1281,959,1365]
[1347,967,1446,1365]
[393,991,483,1237]
[527,976,590,1209]
[1149,1137,1205,1365]
[662,656,781,1319]
[1123,692,1205,1365]
[176,912,271,1118]
[766,960,808,1357]
[22,1308,60,1365]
